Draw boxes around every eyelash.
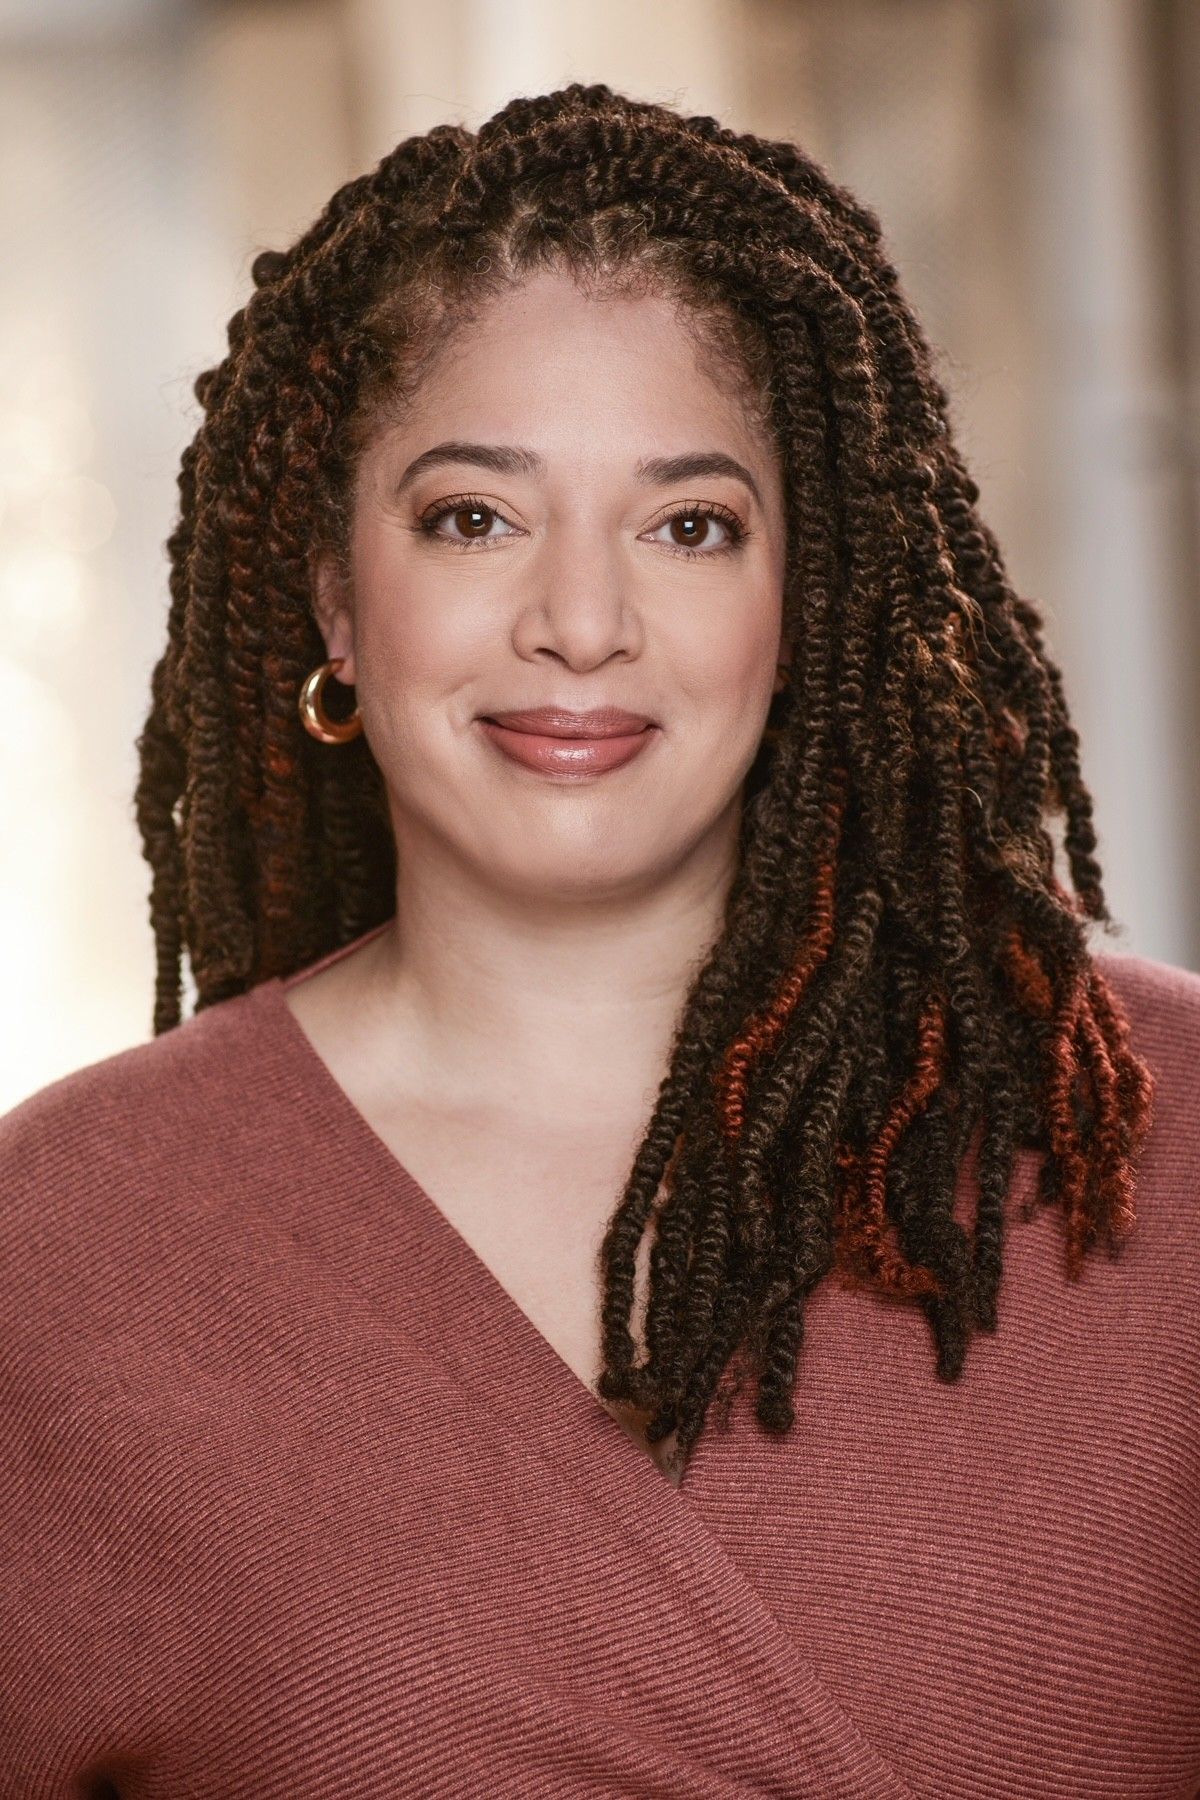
[414,493,749,559]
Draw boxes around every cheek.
[355,562,477,690]
[674,614,778,721]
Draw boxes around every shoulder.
[1090,940,1200,1033]
[1086,943,1200,1258]
[0,983,280,1306]
[1,983,272,1182]
[1089,941,1200,1105]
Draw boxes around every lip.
[481,706,655,738]
[477,716,659,778]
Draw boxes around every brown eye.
[645,503,745,558]
[418,495,520,548]
[669,513,718,549]
[448,505,493,538]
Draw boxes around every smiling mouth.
[476,717,659,777]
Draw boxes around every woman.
[2,81,1197,1799]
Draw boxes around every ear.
[773,632,793,695]
[310,548,357,686]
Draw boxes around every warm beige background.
[1,0,1196,1109]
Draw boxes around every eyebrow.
[393,440,764,509]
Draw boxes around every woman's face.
[312,266,789,907]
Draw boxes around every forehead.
[373,269,780,485]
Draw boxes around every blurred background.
[1,0,1197,1110]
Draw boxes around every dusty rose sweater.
[1,925,1198,1799]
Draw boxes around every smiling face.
[311,265,789,908]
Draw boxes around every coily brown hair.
[134,82,1155,1463]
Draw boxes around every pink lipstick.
[477,705,658,779]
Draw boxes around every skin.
[305,262,788,1116]
[295,266,789,1466]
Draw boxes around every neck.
[355,812,741,1132]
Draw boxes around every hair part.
[134,81,1155,1469]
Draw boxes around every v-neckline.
[237,952,924,1795]
[246,922,717,1502]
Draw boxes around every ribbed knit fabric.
[1,927,1198,1799]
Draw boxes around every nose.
[508,519,644,672]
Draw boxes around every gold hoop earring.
[298,657,362,743]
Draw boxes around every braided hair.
[134,82,1155,1464]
